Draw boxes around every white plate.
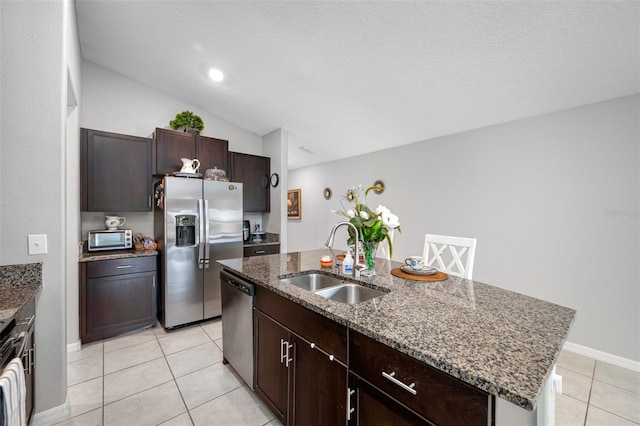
[401,265,438,276]
[173,172,202,178]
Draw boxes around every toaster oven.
[88,229,133,251]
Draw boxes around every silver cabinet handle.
[347,388,355,420]
[116,265,133,269]
[382,371,417,395]
[255,250,266,254]
[280,338,286,364]
[285,343,293,368]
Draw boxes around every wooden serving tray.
[391,267,449,282]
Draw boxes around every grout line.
[582,359,597,425]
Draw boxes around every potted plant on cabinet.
[169,110,205,133]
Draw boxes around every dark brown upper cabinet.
[152,128,228,176]
[81,128,152,212]
[229,152,271,212]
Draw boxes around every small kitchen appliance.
[243,220,250,242]
[88,229,133,252]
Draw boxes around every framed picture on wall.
[287,189,302,219]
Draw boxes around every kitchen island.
[219,249,575,425]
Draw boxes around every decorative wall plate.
[323,187,332,200]
[373,180,385,194]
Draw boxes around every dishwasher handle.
[221,270,255,296]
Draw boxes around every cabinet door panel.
[350,330,492,426]
[153,128,196,175]
[197,135,228,172]
[254,310,289,425]
[82,266,156,344]
[292,334,347,426]
[349,374,432,426]
[229,152,270,212]
[243,244,280,257]
[82,128,152,211]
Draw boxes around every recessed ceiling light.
[208,68,224,82]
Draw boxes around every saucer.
[173,172,202,178]
[401,265,438,276]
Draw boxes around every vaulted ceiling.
[76,1,639,169]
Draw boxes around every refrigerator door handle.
[198,199,205,269]
[203,199,211,268]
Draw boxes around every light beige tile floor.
[57,320,639,425]
[556,350,640,425]
[56,319,277,426]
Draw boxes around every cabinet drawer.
[244,244,279,257]
[349,330,492,426]
[255,286,347,363]
[86,256,157,278]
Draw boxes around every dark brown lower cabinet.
[254,310,289,424]
[253,305,347,426]
[80,256,157,344]
[249,275,493,426]
[349,330,494,426]
[348,374,432,425]
[291,333,347,425]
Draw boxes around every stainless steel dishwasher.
[220,270,254,390]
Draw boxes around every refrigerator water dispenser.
[176,215,196,246]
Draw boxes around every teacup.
[105,215,126,230]
[405,256,424,270]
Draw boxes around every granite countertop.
[244,232,280,248]
[78,241,158,262]
[218,249,576,411]
[0,263,42,323]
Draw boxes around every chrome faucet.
[324,221,366,278]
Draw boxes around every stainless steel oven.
[0,299,35,424]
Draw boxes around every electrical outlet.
[28,234,47,255]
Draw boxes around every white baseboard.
[31,396,70,426]
[66,340,81,352]
[563,341,640,372]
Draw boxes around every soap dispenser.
[342,248,354,274]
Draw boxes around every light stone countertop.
[218,249,576,411]
[77,241,158,262]
[0,262,42,323]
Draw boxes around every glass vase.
[361,240,379,277]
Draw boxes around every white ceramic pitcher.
[105,215,126,230]
[180,158,200,174]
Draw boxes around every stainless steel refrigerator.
[154,176,243,329]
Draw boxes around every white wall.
[262,128,289,251]
[1,0,81,413]
[288,95,640,362]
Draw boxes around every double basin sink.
[279,272,387,304]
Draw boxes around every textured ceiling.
[76,1,639,169]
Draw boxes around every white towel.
[0,357,26,426]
